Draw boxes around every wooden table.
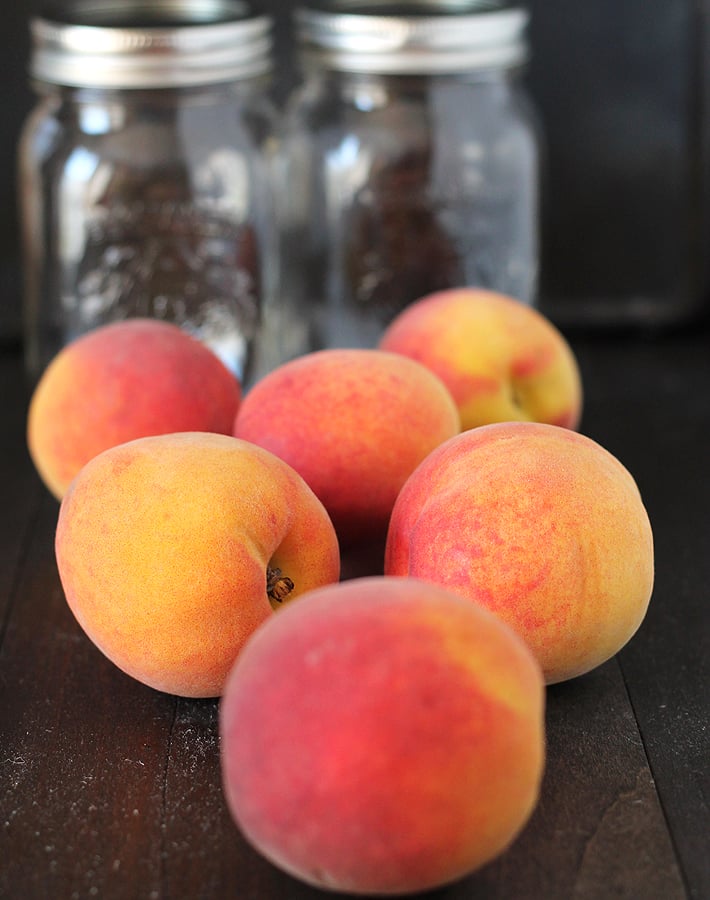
[1,328,708,900]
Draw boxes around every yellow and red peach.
[28,318,241,500]
[233,348,460,546]
[55,431,340,698]
[379,288,583,431]
[385,422,654,684]
[220,576,545,895]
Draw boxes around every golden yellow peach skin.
[380,288,582,432]
[55,432,340,697]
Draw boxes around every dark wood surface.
[1,328,709,900]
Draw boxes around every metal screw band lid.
[30,0,274,88]
[295,1,529,73]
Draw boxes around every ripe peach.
[28,318,241,500]
[379,288,583,431]
[55,432,340,698]
[385,422,654,684]
[233,349,460,546]
[220,576,545,895]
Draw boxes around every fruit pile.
[26,288,654,896]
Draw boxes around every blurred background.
[2,0,708,346]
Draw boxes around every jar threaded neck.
[30,0,273,88]
[295,1,529,73]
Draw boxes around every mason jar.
[272,0,541,363]
[19,0,276,385]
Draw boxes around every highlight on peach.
[379,287,583,432]
[55,431,340,698]
[27,318,241,500]
[385,421,654,684]
[234,347,460,546]
[220,576,546,895]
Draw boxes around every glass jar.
[272,0,541,363]
[19,0,276,385]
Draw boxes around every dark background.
[3,0,709,345]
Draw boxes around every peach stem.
[266,566,295,604]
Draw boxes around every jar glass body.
[19,78,276,384]
[273,64,540,363]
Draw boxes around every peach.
[233,349,460,546]
[55,432,340,697]
[220,576,545,895]
[379,287,583,431]
[28,318,241,500]
[385,422,654,684]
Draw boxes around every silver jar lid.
[295,1,529,73]
[29,0,273,88]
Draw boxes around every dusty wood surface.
[1,331,708,900]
